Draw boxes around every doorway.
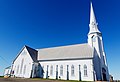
[102,68,107,81]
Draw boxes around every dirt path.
[0,78,60,82]
[0,78,68,82]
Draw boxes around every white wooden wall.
[12,47,33,78]
[39,59,94,81]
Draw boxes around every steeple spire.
[90,2,96,24]
[88,2,101,34]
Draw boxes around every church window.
[23,65,26,75]
[17,65,19,74]
[20,59,24,74]
[103,55,106,65]
[71,65,75,76]
[14,66,16,74]
[56,65,58,74]
[84,65,87,76]
[50,65,53,75]
[60,65,63,76]
[56,65,58,71]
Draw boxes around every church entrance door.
[102,68,107,81]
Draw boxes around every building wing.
[13,45,38,63]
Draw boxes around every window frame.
[20,59,24,74]
[84,64,88,76]
[17,65,19,74]
[23,65,26,75]
[50,65,53,76]
[60,65,63,76]
[71,65,75,76]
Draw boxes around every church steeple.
[88,2,103,53]
[88,2,101,35]
[88,3,109,81]
[88,1,108,67]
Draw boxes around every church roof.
[37,43,94,61]
[5,66,11,69]
[25,46,38,62]
[13,45,38,63]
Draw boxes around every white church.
[4,2,109,81]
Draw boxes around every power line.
[0,55,9,65]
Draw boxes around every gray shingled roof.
[5,66,11,69]
[37,43,94,61]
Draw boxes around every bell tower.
[88,2,109,81]
[88,2,107,65]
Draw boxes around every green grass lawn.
[30,78,92,82]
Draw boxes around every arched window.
[50,65,53,75]
[20,59,24,74]
[14,66,16,74]
[84,65,87,76]
[23,65,26,75]
[60,65,63,76]
[71,65,74,76]
[17,65,19,74]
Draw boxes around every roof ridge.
[25,45,37,51]
[37,43,88,50]
[38,43,94,60]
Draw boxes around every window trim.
[17,65,19,74]
[60,65,63,76]
[84,64,88,77]
[71,65,75,76]
[20,59,24,74]
[50,65,53,76]
[23,65,26,75]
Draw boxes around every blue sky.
[0,0,120,80]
